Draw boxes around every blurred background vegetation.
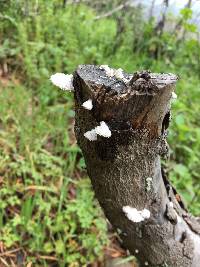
[0,0,200,266]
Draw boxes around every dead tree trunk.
[73,65,200,267]
[153,0,169,58]
[148,0,156,21]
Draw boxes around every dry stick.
[36,255,57,261]
[67,0,86,4]
[148,0,156,21]
[73,65,200,267]
[154,0,169,36]
[0,248,21,257]
[0,257,10,267]
[94,1,131,20]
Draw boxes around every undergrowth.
[0,83,108,266]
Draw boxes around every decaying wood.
[73,65,200,267]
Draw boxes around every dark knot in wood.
[128,70,159,95]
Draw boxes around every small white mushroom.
[135,249,139,254]
[95,121,111,138]
[100,65,115,77]
[117,228,122,234]
[169,202,174,208]
[50,73,74,91]
[146,177,153,192]
[171,92,177,99]
[141,209,151,219]
[100,65,124,78]
[177,215,182,223]
[84,122,111,141]
[99,65,130,83]
[114,68,124,79]
[84,129,97,141]
[82,99,93,110]
[99,65,110,72]
[145,261,149,266]
[122,206,151,223]
[123,206,144,223]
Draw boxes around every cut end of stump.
[75,64,178,95]
[73,65,178,138]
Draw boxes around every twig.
[0,248,21,257]
[37,255,57,261]
[148,0,156,20]
[24,185,58,194]
[94,1,131,20]
[65,0,90,4]
[0,257,10,266]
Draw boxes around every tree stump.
[73,65,200,267]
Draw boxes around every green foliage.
[168,78,200,215]
[0,0,200,265]
[1,1,117,90]
[0,84,108,266]
[180,8,193,21]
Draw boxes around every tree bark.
[148,0,156,21]
[154,0,169,36]
[153,0,169,58]
[73,65,200,267]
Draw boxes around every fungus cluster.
[100,65,129,83]
[50,73,74,91]
[84,121,111,141]
[146,177,153,192]
[100,65,123,79]
[50,69,112,142]
[171,92,177,99]
[84,129,97,141]
[82,99,93,110]
[123,206,151,223]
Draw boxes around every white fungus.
[141,209,151,219]
[117,228,122,234]
[114,68,124,79]
[171,92,177,99]
[169,201,174,208]
[100,65,115,77]
[145,261,149,266]
[100,65,126,81]
[95,121,111,138]
[84,122,111,141]
[50,73,74,91]
[123,206,151,223]
[135,249,139,254]
[177,215,182,223]
[99,65,110,72]
[82,99,93,110]
[146,177,153,192]
[84,129,97,141]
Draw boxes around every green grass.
[168,77,200,215]
[0,82,108,266]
